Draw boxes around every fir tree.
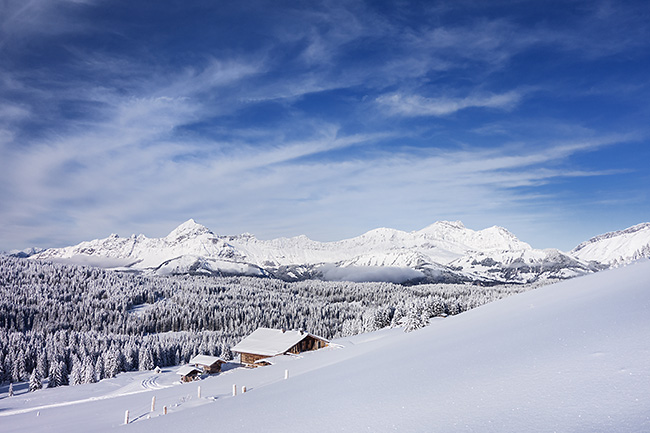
[221,344,233,361]
[104,349,123,378]
[124,344,137,371]
[48,360,67,388]
[403,304,427,333]
[8,382,14,397]
[94,355,104,382]
[36,351,48,380]
[11,352,26,383]
[29,369,42,392]
[138,346,154,371]
[69,355,83,386]
[82,357,96,384]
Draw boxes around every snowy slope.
[29,219,597,284]
[2,260,649,432]
[571,222,650,266]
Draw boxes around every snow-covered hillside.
[29,219,599,284]
[2,260,649,432]
[571,222,650,266]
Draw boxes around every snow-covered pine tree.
[390,307,405,328]
[341,317,363,336]
[48,360,64,388]
[69,355,83,385]
[124,342,137,371]
[82,356,96,384]
[11,351,26,383]
[221,344,233,361]
[29,368,42,392]
[47,361,59,388]
[8,382,14,397]
[94,355,104,382]
[104,349,123,378]
[36,350,48,380]
[403,303,427,333]
[138,346,154,371]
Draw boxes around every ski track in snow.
[140,374,167,390]
[0,374,176,418]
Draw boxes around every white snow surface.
[175,366,200,376]
[571,222,650,266]
[2,260,650,432]
[188,355,223,366]
[30,219,597,282]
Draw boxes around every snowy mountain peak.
[166,219,213,240]
[480,225,527,249]
[572,222,650,250]
[418,220,465,233]
[570,222,650,266]
[25,219,615,284]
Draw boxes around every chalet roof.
[232,327,329,357]
[189,354,225,366]
[176,365,201,376]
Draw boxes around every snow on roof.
[176,365,201,376]
[189,354,224,366]
[232,328,329,357]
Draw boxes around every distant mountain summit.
[166,218,214,240]
[26,219,629,284]
[571,223,650,266]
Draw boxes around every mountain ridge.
[571,222,650,266]
[24,219,650,284]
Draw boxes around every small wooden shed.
[176,365,201,383]
[189,354,226,374]
[232,328,329,366]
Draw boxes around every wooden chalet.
[232,328,329,366]
[189,354,226,374]
[176,365,201,383]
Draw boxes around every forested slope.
[0,256,532,388]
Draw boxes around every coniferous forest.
[0,255,539,388]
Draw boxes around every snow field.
[2,260,650,432]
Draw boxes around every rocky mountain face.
[25,218,645,285]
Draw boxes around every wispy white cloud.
[0,0,648,252]
[0,101,636,250]
[376,90,523,117]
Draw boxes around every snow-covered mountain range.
[24,219,648,284]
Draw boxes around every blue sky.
[1,0,649,251]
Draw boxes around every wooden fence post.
[163,406,168,415]
[124,410,129,425]
[197,385,201,398]
[285,369,289,379]
[232,384,237,396]
[151,395,156,412]
[242,385,247,393]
